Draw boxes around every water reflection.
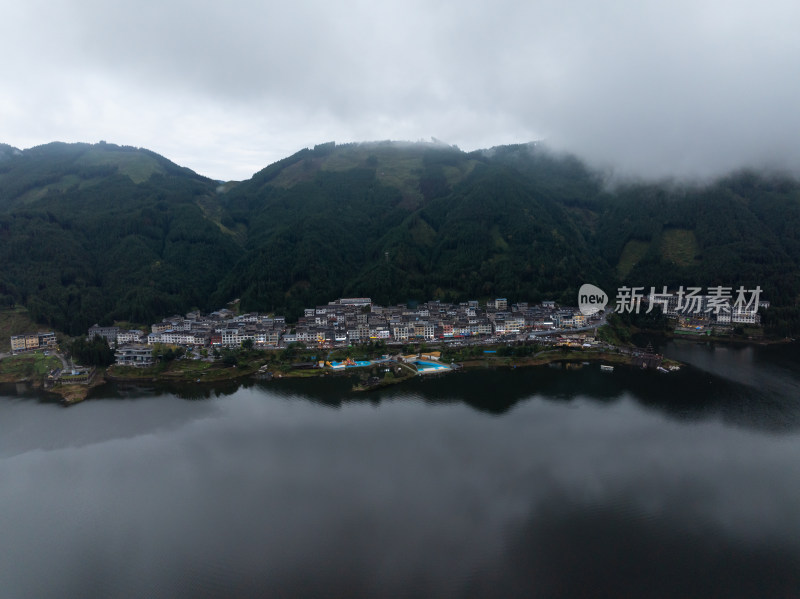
[0,385,225,458]
[89,379,246,401]
[1,343,800,597]
[263,342,800,432]
[7,340,798,434]
[476,492,800,599]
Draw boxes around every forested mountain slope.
[0,142,242,333]
[1,140,799,335]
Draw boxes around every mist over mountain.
[5,2,800,183]
[1,140,799,336]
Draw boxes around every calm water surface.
[1,341,800,598]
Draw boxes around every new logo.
[578,284,608,316]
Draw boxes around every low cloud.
[2,0,799,180]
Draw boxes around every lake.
[2,341,800,598]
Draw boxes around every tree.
[221,349,238,367]
[69,334,115,367]
[152,343,184,362]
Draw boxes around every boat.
[600,365,614,372]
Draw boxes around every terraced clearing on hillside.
[7,146,168,206]
[661,228,699,266]
[617,239,650,278]
[266,143,478,209]
[269,144,426,196]
[77,148,165,183]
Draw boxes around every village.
[100,288,766,361]
[4,288,770,397]
[94,297,606,368]
[8,287,769,367]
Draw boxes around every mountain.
[1,140,799,336]
[213,141,611,315]
[213,141,800,335]
[0,142,242,333]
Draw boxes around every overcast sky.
[2,0,799,181]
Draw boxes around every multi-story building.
[117,330,145,345]
[39,332,57,347]
[160,331,203,346]
[151,322,172,334]
[731,308,760,324]
[10,335,28,353]
[392,324,410,341]
[88,324,120,344]
[12,334,38,352]
[10,332,57,354]
[115,344,156,368]
[221,329,241,346]
[331,297,372,308]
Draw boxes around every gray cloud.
[2,0,799,180]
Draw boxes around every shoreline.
[2,333,791,400]
[669,332,794,346]
[355,349,680,392]
[32,348,656,397]
[614,323,795,347]
[49,370,107,405]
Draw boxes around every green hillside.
[213,142,613,316]
[0,142,242,333]
[617,240,650,278]
[1,140,799,336]
[660,228,700,266]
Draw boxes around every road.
[55,352,70,371]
